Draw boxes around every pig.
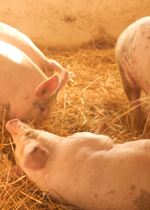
[0,21,71,81]
[6,119,150,210]
[115,16,150,138]
[0,40,68,120]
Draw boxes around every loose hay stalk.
[0,41,149,209]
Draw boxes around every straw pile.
[0,40,148,209]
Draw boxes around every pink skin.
[0,22,71,90]
[115,17,150,137]
[0,40,68,121]
[6,119,150,210]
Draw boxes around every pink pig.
[0,21,70,85]
[0,40,68,120]
[6,119,150,210]
[115,17,150,137]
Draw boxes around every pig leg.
[125,86,142,132]
[119,66,142,133]
[124,87,142,133]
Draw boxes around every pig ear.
[24,143,49,170]
[35,74,59,99]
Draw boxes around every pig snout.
[6,119,28,138]
[6,119,21,133]
[6,119,28,144]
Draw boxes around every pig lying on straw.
[6,119,150,210]
[0,40,68,120]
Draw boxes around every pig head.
[6,119,150,210]
[0,40,68,121]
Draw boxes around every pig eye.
[39,105,46,114]
[40,107,45,113]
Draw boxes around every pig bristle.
[0,40,147,209]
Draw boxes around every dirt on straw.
[0,40,149,209]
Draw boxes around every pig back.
[0,40,47,97]
[0,22,47,71]
[116,17,150,94]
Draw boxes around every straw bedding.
[0,40,148,209]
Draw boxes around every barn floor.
[0,42,148,209]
